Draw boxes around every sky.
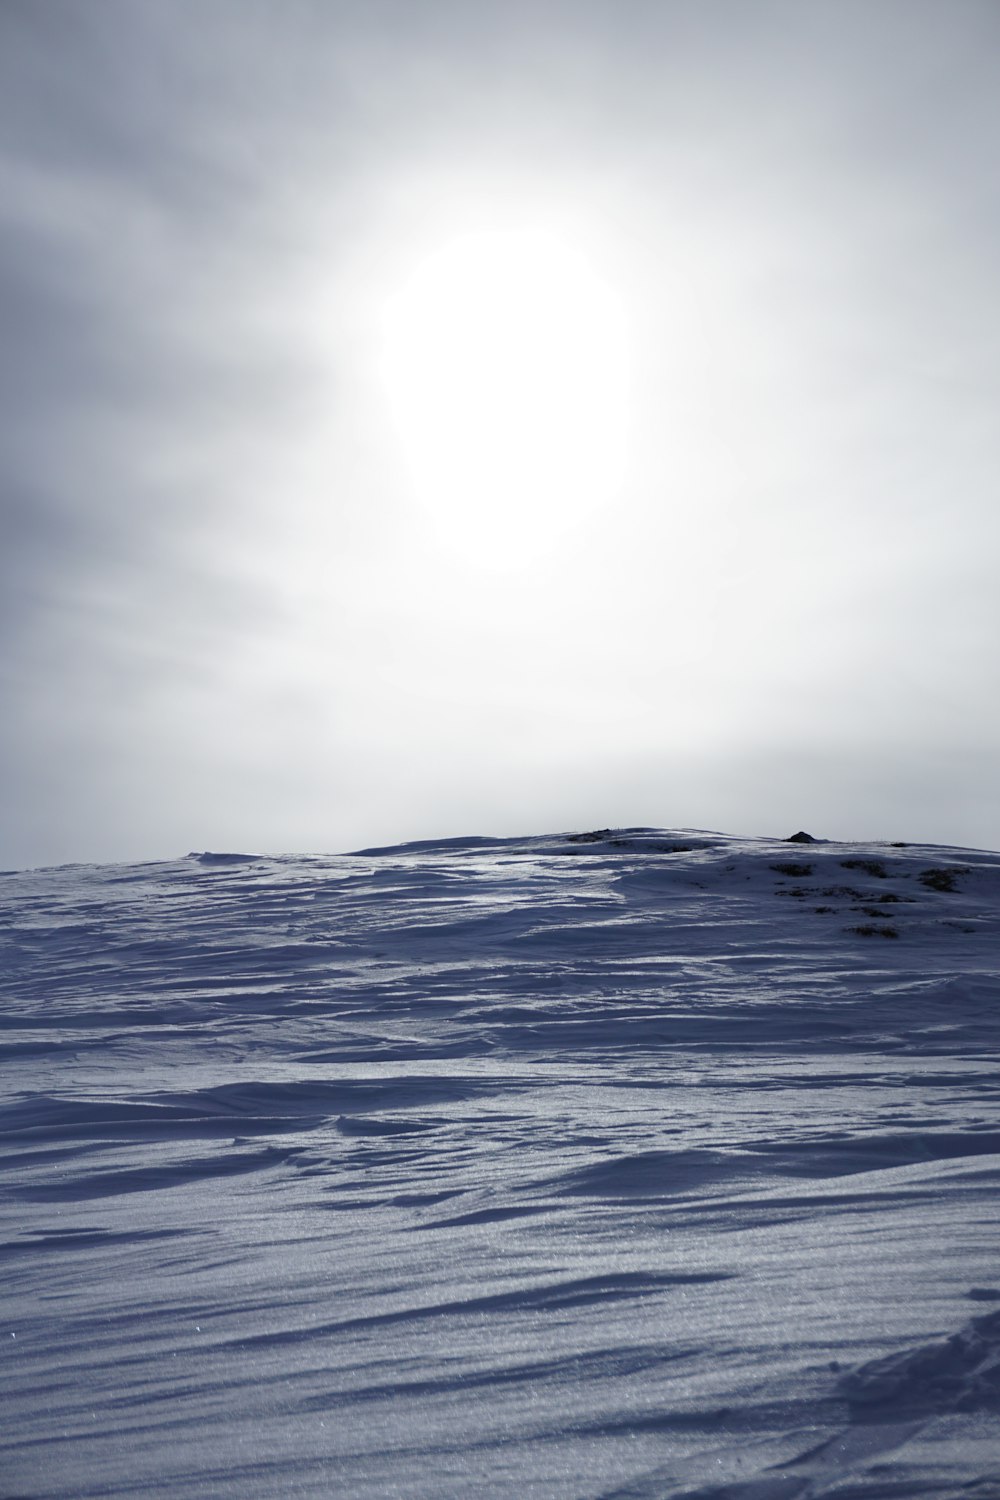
[2,0,999,869]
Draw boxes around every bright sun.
[379,227,630,562]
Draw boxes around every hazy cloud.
[2,0,999,866]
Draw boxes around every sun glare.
[379,228,630,562]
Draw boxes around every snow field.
[2,829,999,1497]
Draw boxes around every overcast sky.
[2,0,999,868]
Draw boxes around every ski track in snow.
[1,827,999,1498]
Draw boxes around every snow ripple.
[2,829,1000,1497]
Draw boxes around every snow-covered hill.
[2,828,1000,1498]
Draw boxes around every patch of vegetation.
[841,858,888,878]
[919,867,961,893]
[877,893,900,904]
[568,830,614,844]
[814,905,834,914]
[771,862,814,877]
[849,923,900,939]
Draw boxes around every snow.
[2,827,999,1498]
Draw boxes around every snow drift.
[2,828,999,1497]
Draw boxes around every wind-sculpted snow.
[2,828,1000,1497]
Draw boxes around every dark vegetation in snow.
[920,867,964,893]
[841,858,888,878]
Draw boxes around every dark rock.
[786,830,818,843]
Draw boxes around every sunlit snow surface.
[3,828,1000,1498]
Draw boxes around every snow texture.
[2,827,1000,1498]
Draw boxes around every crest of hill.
[348,826,996,861]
